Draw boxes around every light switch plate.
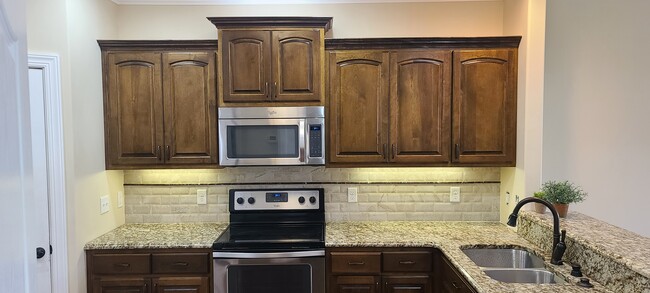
[100,195,110,214]
[450,187,461,203]
[197,189,207,205]
[347,187,358,203]
[117,191,124,208]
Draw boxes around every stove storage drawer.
[331,252,381,274]
[91,253,151,274]
[382,251,432,272]
[152,252,210,274]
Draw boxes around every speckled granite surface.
[518,211,650,293]
[327,221,611,293]
[84,223,228,249]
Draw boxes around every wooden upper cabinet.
[452,49,517,165]
[328,49,452,166]
[162,52,218,165]
[100,40,219,169]
[210,17,331,106]
[328,51,390,164]
[390,50,451,164]
[221,30,271,102]
[105,52,164,166]
[273,30,322,102]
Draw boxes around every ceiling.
[112,0,495,5]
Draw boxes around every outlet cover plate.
[450,187,461,203]
[347,187,358,203]
[197,189,207,205]
[100,195,110,214]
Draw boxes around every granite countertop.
[85,220,620,292]
[84,222,229,249]
[327,221,611,293]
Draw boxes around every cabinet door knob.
[273,82,278,99]
[451,281,461,289]
[265,82,269,99]
[391,144,396,160]
[156,146,162,161]
[455,143,460,160]
[165,145,171,161]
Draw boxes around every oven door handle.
[213,250,325,259]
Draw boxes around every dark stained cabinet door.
[162,52,218,165]
[328,51,390,164]
[221,30,271,102]
[331,276,381,293]
[92,277,150,293]
[452,49,517,165]
[272,30,322,102]
[390,50,451,164]
[383,275,431,293]
[105,52,164,167]
[152,277,209,293]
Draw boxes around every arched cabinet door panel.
[220,30,271,102]
[390,50,451,164]
[328,51,390,164]
[272,30,322,102]
[452,49,517,165]
[106,52,164,167]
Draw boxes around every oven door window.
[228,264,311,293]
[227,125,299,159]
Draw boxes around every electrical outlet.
[347,187,358,203]
[117,191,124,208]
[450,187,461,203]
[197,189,207,205]
[100,195,110,214]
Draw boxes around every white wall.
[26,0,124,292]
[543,0,650,237]
[115,1,504,39]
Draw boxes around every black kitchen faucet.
[507,197,567,265]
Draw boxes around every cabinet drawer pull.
[114,263,131,268]
[347,261,365,266]
[451,281,461,289]
[398,260,416,265]
[173,262,189,267]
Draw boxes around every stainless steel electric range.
[212,188,325,293]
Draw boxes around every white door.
[29,67,54,293]
[0,0,31,292]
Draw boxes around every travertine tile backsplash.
[123,167,500,223]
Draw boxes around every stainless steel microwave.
[218,107,325,166]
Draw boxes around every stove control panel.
[231,189,321,211]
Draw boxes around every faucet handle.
[561,229,566,242]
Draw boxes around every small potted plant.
[532,191,547,214]
[541,180,588,218]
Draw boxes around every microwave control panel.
[309,124,323,158]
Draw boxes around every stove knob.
[298,196,305,204]
[236,197,244,205]
[247,197,255,204]
[309,196,317,204]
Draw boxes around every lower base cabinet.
[328,248,476,293]
[327,248,433,293]
[87,249,211,293]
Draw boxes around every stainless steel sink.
[483,269,566,284]
[462,248,545,268]
[462,248,566,284]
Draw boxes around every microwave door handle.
[299,147,305,163]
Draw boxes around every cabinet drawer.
[331,252,381,274]
[152,253,209,274]
[92,254,151,274]
[383,251,432,272]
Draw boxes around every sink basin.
[483,269,566,284]
[462,248,545,268]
